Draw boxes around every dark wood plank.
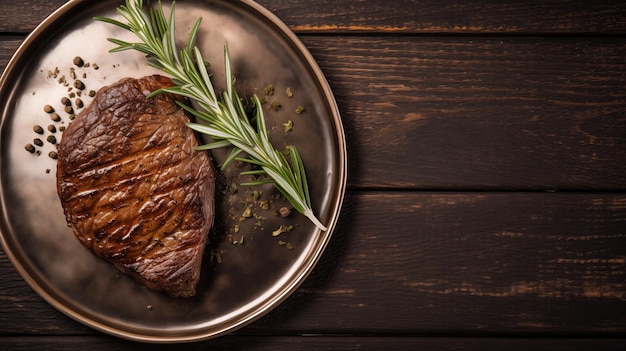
[0,335,625,351]
[0,0,67,33]
[301,36,626,189]
[254,192,626,334]
[2,193,625,335]
[2,0,626,34]
[0,39,21,72]
[259,0,626,34]
[2,37,625,190]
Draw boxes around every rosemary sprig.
[95,0,327,231]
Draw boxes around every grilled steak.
[56,75,215,298]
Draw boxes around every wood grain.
[2,193,625,335]
[300,36,626,189]
[0,0,67,33]
[0,336,625,351]
[260,0,626,34]
[2,0,626,34]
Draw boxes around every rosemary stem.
[96,0,327,231]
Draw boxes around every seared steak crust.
[56,75,215,298]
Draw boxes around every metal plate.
[0,0,346,343]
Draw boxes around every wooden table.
[1,0,626,349]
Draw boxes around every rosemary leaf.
[96,0,326,231]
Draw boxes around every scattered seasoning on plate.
[283,119,293,133]
[278,240,293,250]
[73,80,85,90]
[269,100,281,111]
[279,206,291,217]
[73,56,84,67]
[285,87,293,98]
[295,106,305,114]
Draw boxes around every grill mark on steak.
[56,75,215,298]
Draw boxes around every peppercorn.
[65,105,74,114]
[75,98,83,108]
[48,151,58,159]
[48,125,56,133]
[279,207,291,217]
[74,80,85,90]
[33,125,44,134]
[73,56,84,67]
[43,105,54,113]
[33,138,43,146]
[47,135,57,144]
[50,113,61,122]
[61,97,71,106]
[25,144,36,153]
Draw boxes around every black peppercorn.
[73,56,84,67]
[74,80,85,90]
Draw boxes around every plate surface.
[0,0,345,342]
